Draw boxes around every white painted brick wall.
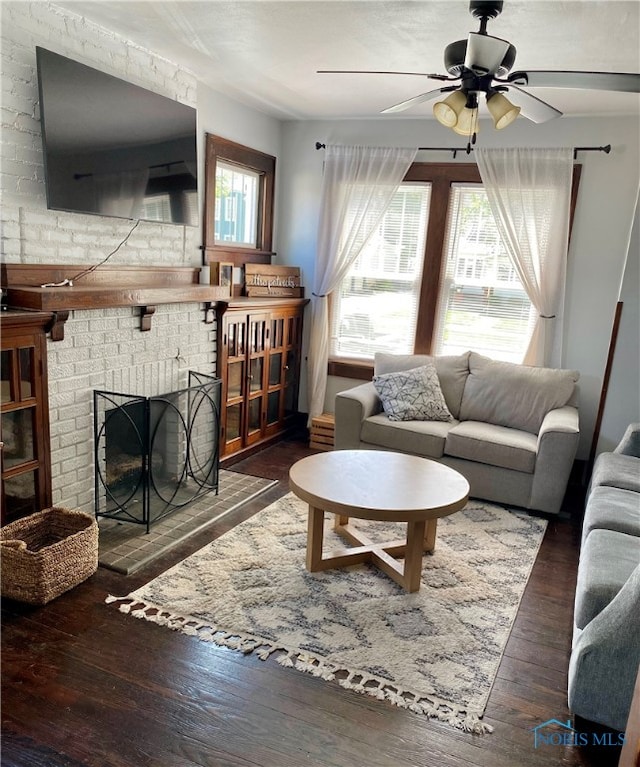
[47,304,216,513]
[1,2,200,265]
[1,3,217,514]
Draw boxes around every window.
[432,185,536,362]
[214,162,260,247]
[204,134,275,264]
[330,184,430,359]
[329,163,580,376]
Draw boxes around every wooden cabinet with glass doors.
[1,309,53,526]
[216,298,308,459]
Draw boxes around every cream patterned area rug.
[108,493,547,733]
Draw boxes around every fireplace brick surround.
[1,3,215,515]
[47,305,216,513]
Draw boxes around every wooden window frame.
[329,161,582,380]
[204,134,276,266]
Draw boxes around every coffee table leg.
[306,506,325,571]
[334,513,349,530]
[424,518,438,553]
[403,520,426,592]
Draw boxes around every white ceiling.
[55,1,640,121]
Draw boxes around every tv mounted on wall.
[36,47,198,227]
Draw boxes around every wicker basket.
[1,507,98,605]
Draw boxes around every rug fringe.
[106,594,493,734]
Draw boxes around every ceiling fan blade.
[464,32,512,76]
[504,85,563,123]
[381,87,455,114]
[507,70,640,93]
[317,70,455,81]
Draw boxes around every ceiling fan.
[318,0,640,141]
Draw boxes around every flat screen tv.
[36,47,198,226]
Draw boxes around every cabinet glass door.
[1,333,50,526]
[221,316,247,455]
[217,303,305,459]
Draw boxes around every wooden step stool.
[310,413,335,451]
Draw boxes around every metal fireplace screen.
[94,371,221,531]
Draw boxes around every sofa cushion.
[591,452,640,493]
[459,352,579,434]
[373,364,453,422]
[361,414,455,458]
[574,529,640,629]
[374,352,470,418]
[445,421,538,473]
[581,486,640,547]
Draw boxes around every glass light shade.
[487,92,521,130]
[433,90,467,128]
[451,107,479,136]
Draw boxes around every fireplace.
[94,371,221,532]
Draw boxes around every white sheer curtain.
[476,147,574,367]
[94,168,149,218]
[307,144,417,420]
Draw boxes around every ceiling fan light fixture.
[433,90,467,127]
[451,106,480,136]
[487,91,521,129]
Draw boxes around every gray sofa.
[568,423,640,732]
[335,351,580,515]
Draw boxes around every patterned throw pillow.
[372,364,453,422]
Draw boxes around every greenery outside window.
[204,134,275,265]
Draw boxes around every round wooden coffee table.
[289,449,470,592]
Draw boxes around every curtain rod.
[314,142,611,160]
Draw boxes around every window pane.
[19,347,34,399]
[227,361,244,399]
[248,397,262,432]
[2,408,35,468]
[267,391,280,424]
[1,349,12,404]
[269,353,282,386]
[330,184,431,360]
[226,404,242,441]
[214,161,259,247]
[433,185,535,363]
[249,358,263,393]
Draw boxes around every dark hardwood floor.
[2,438,623,767]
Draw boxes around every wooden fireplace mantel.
[1,264,231,340]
